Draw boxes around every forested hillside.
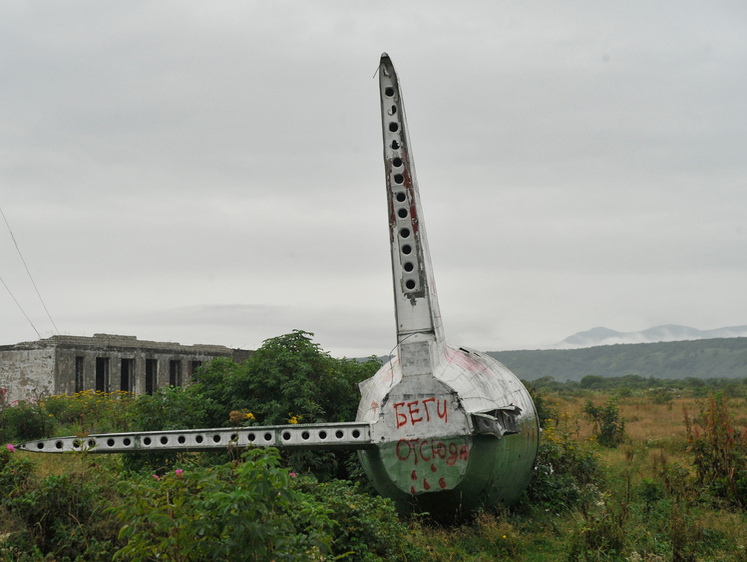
[488,337,747,381]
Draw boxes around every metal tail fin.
[379,53,445,375]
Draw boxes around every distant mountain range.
[556,324,747,349]
[488,337,747,382]
[368,325,747,382]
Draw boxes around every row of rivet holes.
[385,86,418,291]
[47,427,364,449]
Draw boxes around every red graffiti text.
[393,398,448,429]
[395,438,469,467]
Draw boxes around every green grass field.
[4,350,747,561]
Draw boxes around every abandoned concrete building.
[0,334,251,404]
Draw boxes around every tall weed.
[685,392,747,507]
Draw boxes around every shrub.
[113,448,333,562]
[521,420,603,513]
[121,386,213,474]
[650,388,674,405]
[190,331,379,428]
[292,477,423,561]
[0,447,35,500]
[126,386,208,432]
[8,473,119,559]
[1,449,120,561]
[523,384,558,429]
[187,330,380,481]
[583,397,625,447]
[0,402,55,444]
[43,390,135,434]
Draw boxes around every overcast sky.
[1,1,746,357]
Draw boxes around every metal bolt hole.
[406,280,416,290]
[393,157,402,167]
[385,87,394,97]
[404,262,414,272]
[394,174,404,184]
[389,122,399,132]
[396,192,406,202]
[400,228,410,238]
[402,245,412,255]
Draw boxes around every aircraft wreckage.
[18,54,539,519]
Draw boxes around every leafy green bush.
[583,397,625,447]
[521,422,602,513]
[0,447,35,499]
[126,386,208,431]
[43,390,135,434]
[187,330,380,480]
[523,384,558,429]
[120,386,214,474]
[0,402,55,443]
[650,388,674,405]
[9,473,119,559]
[190,331,379,427]
[1,449,120,561]
[113,448,333,562]
[292,477,423,561]
[113,446,424,562]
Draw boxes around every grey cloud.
[2,2,747,357]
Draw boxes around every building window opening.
[190,360,203,380]
[145,359,157,396]
[170,360,182,387]
[95,357,110,393]
[75,356,84,394]
[121,358,134,393]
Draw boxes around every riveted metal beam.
[17,422,374,454]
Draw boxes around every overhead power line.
[0,203,60,337]
[0,274,42,339]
